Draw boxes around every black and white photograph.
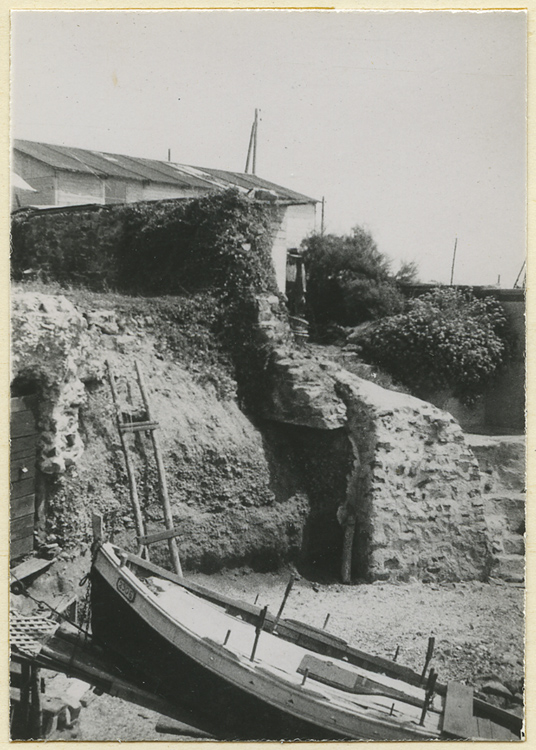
[9,8,526,741]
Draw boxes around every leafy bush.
[302,227,410,331]
[361,288,510,405]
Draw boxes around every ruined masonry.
[262,341,492,582]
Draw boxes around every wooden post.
[19,660,31,739]
[273,575,295,630]
[135,362,183,576]
[250,605,268,661]
[419,669,438,725]
[420,637,435,683]
[106,361,148,558]
[341,517,356,584]
[29,665,42,739]
[92,513,103,542]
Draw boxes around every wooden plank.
[119,421,159,433]
[10,457,36,482]
[297,654,424,708]
[11,514,35,541]
[490,720,520,740]
[11,557,53,587]
[11,477,36,501]
[443,682,474,738]
[473,696,522,735]
[284,619,347,649]
[11,494,35,520]
[138,527,182,545]
[11,435,38,458]
[298,654,357,691]
[10,397,36,414]
[11,536,34,560]
[92,513,103,542]
[476,716,492,738]
[11,411,37,439]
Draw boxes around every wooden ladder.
[107,360,183,576]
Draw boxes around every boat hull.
[90,568,351,740]
[90,544,521,741]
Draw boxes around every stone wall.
[262,343,492,582]
[11,292,102,474]
[335,373,490,582]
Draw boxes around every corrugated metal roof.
[13,140,317,203]
[197,167,316,204]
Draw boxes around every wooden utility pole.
[450,237,458,285]
[320,197,325,235]
[514,260,526,288]
[245,109,259,174]
[252,108,258,175]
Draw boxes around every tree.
[360,287,510,406]
[302,227,409,331]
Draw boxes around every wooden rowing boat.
[90,542,522,741]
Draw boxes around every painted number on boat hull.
[117,577,136,603]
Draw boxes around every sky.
[11,10,526,286]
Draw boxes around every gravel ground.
[47,567,524,741]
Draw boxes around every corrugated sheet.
[13,140,317,203]
[197,168,316,204]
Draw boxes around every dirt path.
[50,568,524,741]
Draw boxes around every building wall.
[104,178,128,204]
[125,181,145,202]
[142,183,207,201]
[271,203,316,293]
[12,152,56,207]
[56,171,105,206]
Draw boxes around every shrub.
[361,287,510,405]
[302,227,407,331]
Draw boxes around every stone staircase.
[465,434,525,583]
